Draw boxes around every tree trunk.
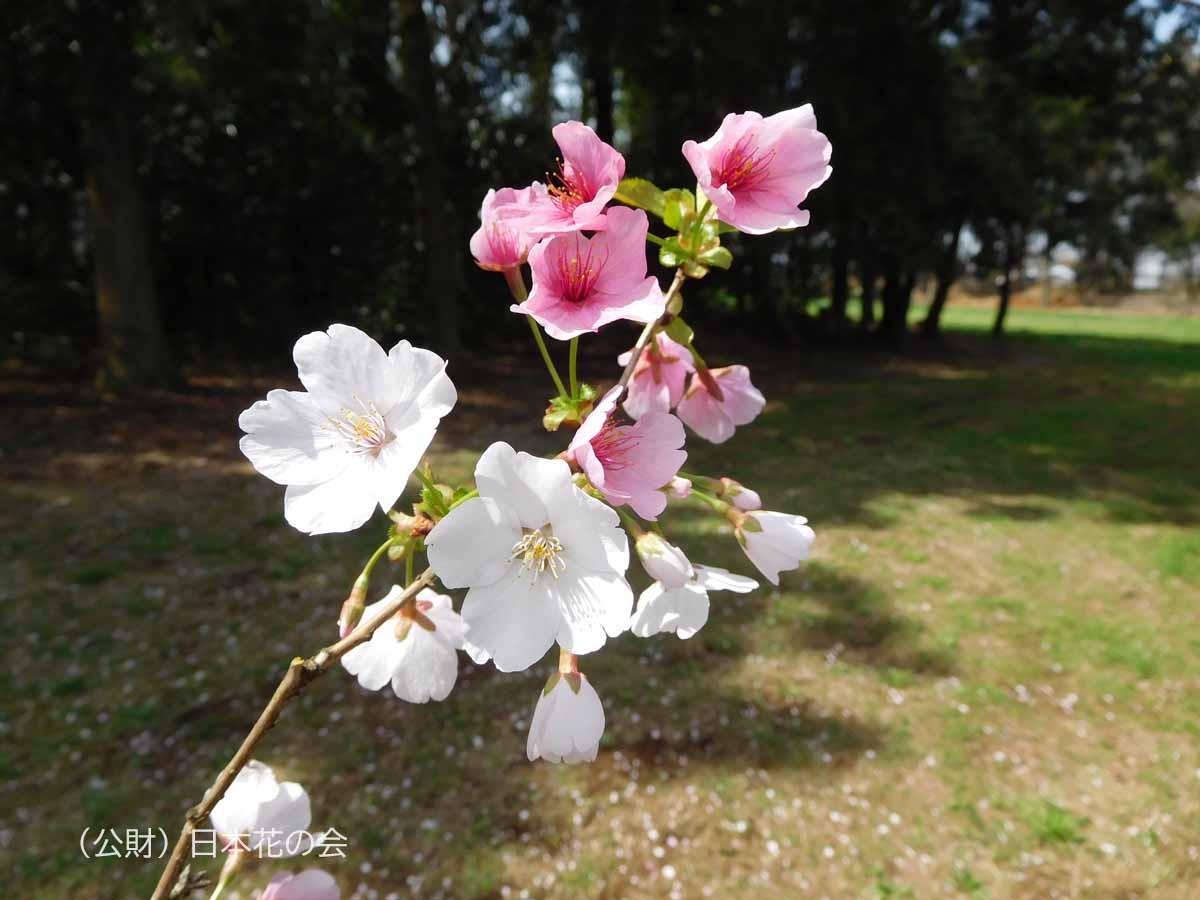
[920,222,963,338]
[526,4,556,131]
[877,265,913,344]
[830,232,849,331]
[583,5,615,143]
[859,258,877,330]
[78,8,171,392]
[397,0,461,354]
[992,226,1020,337]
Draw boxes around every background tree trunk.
[397,0,461,354]
[582,4,615,143]
[921,221,964,338]
[830,231,850,332]
[877,265,913,344]
[77,4,171,392]
[992,225,1021,337]
[859,258,877,331]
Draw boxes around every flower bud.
[719,477,762,511]
[666,475,692,499]
[337,574,369,638]
[635,532,694,590]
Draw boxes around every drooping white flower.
[261,870,340,900]
[527,671,605,764]
[210,760,313,856]
[239,324,457,535]
[736,510,815,585]
[630,564,758,639]
[341,587,466,703]
[425,442,632,672]
[635,532,693,589]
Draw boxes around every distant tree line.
[3,0,1199,389]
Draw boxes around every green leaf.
[658,237,686,269]
[542,672,562,695]
[421,485,448,517]
[543,391,595,432]
[697,245,733,269]
[663,316,694,346]
[662,188,696,231]
[615,178,666,218]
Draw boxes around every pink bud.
[667,476,692,499]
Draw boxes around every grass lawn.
[2,307,1198,899]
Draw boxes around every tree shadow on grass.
[683,330,1200,530]
[782,563,955,676]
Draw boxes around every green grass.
[913,300,1200,344]
[2,305,1198,898]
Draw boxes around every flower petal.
[546,487,628,575]
[474,442,571,529]
[425,496,522,589]
[694,564,759,593]
[554,566,633,655]
[387,340,458,421]
[239,390,348,486]
[390,628,459,703]
[283,463,379,535]
[460,568,559,672]
[292,324,396,414]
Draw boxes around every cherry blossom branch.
[617,268,687,395]
[150,567,437,900]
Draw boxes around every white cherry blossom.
[630,564,758,639]
[527,671,605,764]
[261,870,340,900]
[239,324,456,535]
[425,442,632,672]
[737,510,815,585]
[210,760,313,856]
[341,587,466,703]
[635,532,694,589]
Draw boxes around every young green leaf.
[614,178,667,219]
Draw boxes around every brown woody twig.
[150,568,437,900]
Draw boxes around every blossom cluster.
[205,761,341,899]
[239,106,831,766]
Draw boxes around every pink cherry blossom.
[675,365,765,444]
[682,105,832,235]
[568,386,686,520]
[469,185,545,271]
[514,206,665,340]
[617,332,695,420]
[517,121,625,235]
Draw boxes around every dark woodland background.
[4,0,1199,390]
